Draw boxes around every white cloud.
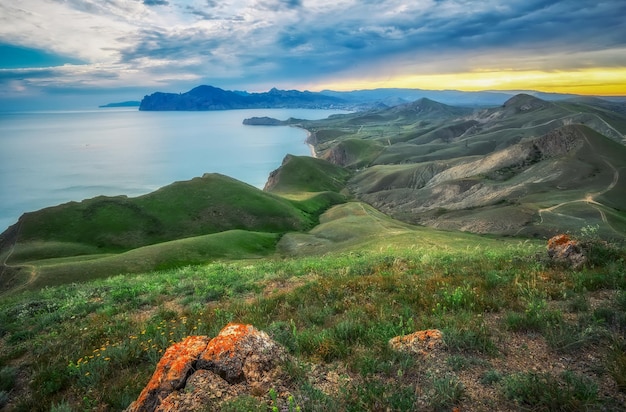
[0,0,624,96]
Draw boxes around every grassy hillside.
[1,227,625,411]
[264,155,352,194]
[12,174,313,252]
[8,231,280,290]
[0,172,346,291]
[1,94,626,410]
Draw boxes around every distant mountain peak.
[389,97,473,118]
[503,93,550,111]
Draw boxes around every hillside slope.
[285,94,626,238]
[0,173,345,290]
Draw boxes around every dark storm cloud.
[118,28,220,63]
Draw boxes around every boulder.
[126,323,288,412]
[388,329,444,356]
[547,234,587,269]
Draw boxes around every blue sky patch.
[0,44,83,69]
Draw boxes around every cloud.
[0,0,624,99]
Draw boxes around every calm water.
[0,108,346,232]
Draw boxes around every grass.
[4,174,340,264]
[263,155,352,194]
[502,371,600,411]
[1,98,626,410]
[1,234,625,411]
[1,175,347,291]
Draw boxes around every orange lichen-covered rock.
[547,234,571,248]
[547,234,587,269]
[126,323,288,412]
[388,329,444,356]
[197,323,286,385]
[126,335,210,412]
[155,370,237,412]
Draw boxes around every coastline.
[303,129,317,158]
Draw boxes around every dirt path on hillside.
[0,221,38,297]
[537,135,620,231]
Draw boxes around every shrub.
[428,374,465,411]
[50,400,73,412]
[504,298,561,333]
[442,322,497,355]
[345,378,418,411]
[502,371,598,411]
[607,337,626,393]
[220,395,267,412]
[480,370,503,385]
[544,322,606,353]
[0,366,16,392]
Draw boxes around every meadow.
[1,222,625,411]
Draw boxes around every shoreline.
[303,129,317,158]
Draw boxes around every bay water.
[0,108,346,232]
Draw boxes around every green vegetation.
[0,172,346,290]
[1,94,626,410]
[1,231,625,410]
[263,155,352,194]
[14,174,321,251]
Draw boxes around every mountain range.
[265,94,626,239]
[137,85,626,111]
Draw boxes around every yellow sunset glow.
[317,68,626,96]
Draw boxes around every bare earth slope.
[292,94,626,238]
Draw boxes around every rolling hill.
[2,93,626,293]
[0,173,346,290]
[287,94,626,239]
[2,92,626,412]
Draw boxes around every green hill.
[1,94,626,411]
[0,173,346,290]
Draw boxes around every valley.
[1,93,625,411]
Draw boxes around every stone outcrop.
[126,323,289,412]
[547,234,587,269]
[139,85,349,111]
[388,329,444,357]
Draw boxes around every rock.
[196,323,287,386]
[389,329,444,356]
[547,234,587,269]
[126,335,211,412]
[126,323,289,412]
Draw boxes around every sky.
[1,0,626,109]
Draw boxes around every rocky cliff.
[139,85,349,111]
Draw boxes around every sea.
[0,107,347,233]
